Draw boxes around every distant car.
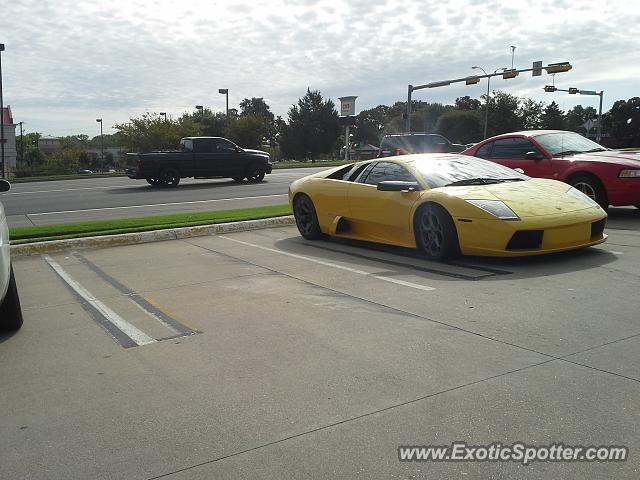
[0,180,23,331]
[462,130,640,209]
[77,169,94,174]
[289,154,607,260]
[378,133,466,157]
[126,136,273,187]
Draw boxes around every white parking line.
[221,237,435,291]
[43,255,157,346]
[28,194,288,216]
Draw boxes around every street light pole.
[159,112,167,122]
[218,89,229,119]
[472,66,506,140]
[0,43,5,179]
[195,105,204,119]
[18,121,23,165]
[96,118,103,171]
[597,91,604,143]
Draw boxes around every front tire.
[293,194,323,240]
[232,176,244,183]
[415,204,460,261]
[146,177,161,187]
[568,174,608,209]
[159,168,180,187]
[0,266,24,331]
[246,164,265,183]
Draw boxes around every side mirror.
[524,151,544,160]
[377,181,420,192]
[0,180,10,193]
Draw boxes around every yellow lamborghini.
[288,154,608,260]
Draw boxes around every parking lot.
[1,207,639,479]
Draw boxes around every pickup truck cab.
[0,179,23,331]
[126,137,273,187]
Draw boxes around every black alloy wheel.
[246,164,265,183]
[293,195,323,240]
[160,169,180,187]
[146,177,161,187]
[415,204,460,261]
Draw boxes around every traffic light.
[465,76,481,85]
[544,85,557,92]
[568,87,578,94]
[545,62,572,74]
[502,69,519,79]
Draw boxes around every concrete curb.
[11,215,296,256]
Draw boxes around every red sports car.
[462,130,640,209]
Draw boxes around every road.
[3,167,329,227]
[2,223,639,479]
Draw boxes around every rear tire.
[414,204,460,261]
[159,168,180,187]
[568,174,608,209]
[246,164,265,183]
[293,194,323,240]
[0,266,24,332]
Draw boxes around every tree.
[455,96,481,111]
[279,89,340,160]
[483,91,523,136]
[115,112,203,152]
[353,105,390,145]
[608,97,640,148]
[541,101,565,130]
[227,115,268,149]
[435,110,482,144]
[239,97,274,121]
[518,98,544,130]
[564,105,598,133]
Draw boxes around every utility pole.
[18,121,23,165]
[0,43,5,179]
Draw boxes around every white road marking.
[221,237,436,291]
[28,194,288,216]
[43,255,157,346]
[610,251,624,255]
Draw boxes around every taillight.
[394,147,402,155]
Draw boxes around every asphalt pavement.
[3,167,328,227]
[2,220,639,479]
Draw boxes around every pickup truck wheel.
[246,164,265,183]
[0,266,24,331]
[160,169,180,187]
[146,177,161,187]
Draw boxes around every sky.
[1,0,639,138]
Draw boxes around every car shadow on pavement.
[273,235,619,282]
[107,180,270,194]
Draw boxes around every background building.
[0,106,17,178]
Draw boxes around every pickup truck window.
[180,139,194,152]
[194,138,217,153]
[217,139,238,153]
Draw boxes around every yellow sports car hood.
[438,178,599,217]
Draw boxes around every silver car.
[0,179,22,330]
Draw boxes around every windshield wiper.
[585,148,607,153]
[554,150,582,157]
[446,178,508,187]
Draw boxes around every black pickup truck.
[126,137,273,187]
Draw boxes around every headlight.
[466,199,520,220]
[619,169,640,178]
[567,186,600,208]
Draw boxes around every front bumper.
[266,162,273,174]
[455,210,608,257]
[126,168,144,179]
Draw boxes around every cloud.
[0,0,638,136]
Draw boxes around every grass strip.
[10,204,292,244]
